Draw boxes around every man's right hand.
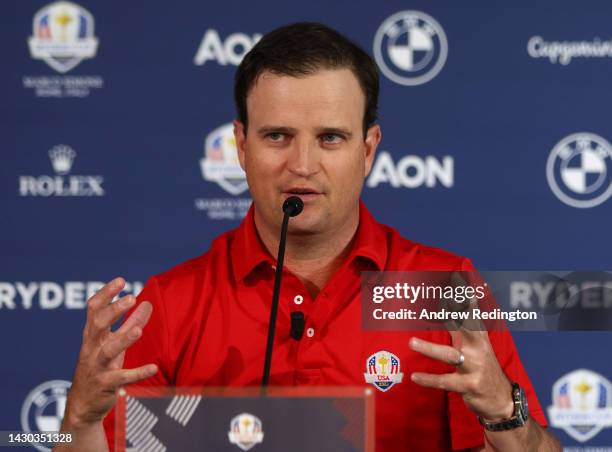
[57,277,158,449]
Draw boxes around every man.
[57,23,560,451]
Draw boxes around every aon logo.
[194,29,262,66]
[367,151,454,188]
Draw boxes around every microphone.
[283,196,304,217]
[262,196,304,386]
[290,311,305,340]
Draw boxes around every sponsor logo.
[528,36,612,65]
[24,2,102,97]
[228,413,264,451]
[546,133,612,208]
[364,350,404,392]
[200,123,248,195]
[194,29,262,66]
[21,380,71,452]
[366,151,454,188]
[548,369,612,442]
[28,1,98,73]
[374,11,448,86]
[0,281,143,309]
[18,145,105,197]
[195,123,251,220]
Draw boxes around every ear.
[364,124,381,177]
[233,120,247,171]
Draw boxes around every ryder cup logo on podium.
[364,350,404,392]
[548,369,612,442]
[20,380,71,452]
[28,1,98,73]
[374,11,448,86]
[546,132,612,208]
[228,413,264,451]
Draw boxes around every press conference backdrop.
[2,0,611,450]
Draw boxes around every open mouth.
[283,188,323,201]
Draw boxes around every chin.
[286,215,325,235]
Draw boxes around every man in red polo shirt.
[58,23,560,451]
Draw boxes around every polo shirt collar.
[230,199,387,282]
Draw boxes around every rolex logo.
[19,144,105,197]
[48,144,76,175]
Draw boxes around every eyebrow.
[317,127,353,139]
[256,125,353,139]
[256,126,298,136]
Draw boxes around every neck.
[254,205,360,298]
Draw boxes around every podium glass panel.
[115,386,374,452]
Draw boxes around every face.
[235,68,381,235]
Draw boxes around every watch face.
[520,389,529,419]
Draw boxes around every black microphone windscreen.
[282,196,304,217]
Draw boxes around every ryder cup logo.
[200,123,248,195]
[228,413,264,451]
[21,380,71,452]
[548,369,612,442]
[364,350,404,392]
[28,1,99,73]
[546,133,612,208]
[374,11,448,86]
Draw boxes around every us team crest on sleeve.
[364,350,404,392]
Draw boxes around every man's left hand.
[409,328,514,421]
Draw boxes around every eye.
[266,132,285,142]
[321,133,343,144]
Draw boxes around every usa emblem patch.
[364,350,404,392]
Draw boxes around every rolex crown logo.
[48,144,76,175]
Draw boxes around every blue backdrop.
[2,1,611,450]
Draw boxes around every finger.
[87,277,126,311]
[409,337,464,366]
[98,326,143,366]
[456,323,489,344]
[101,364,158,388]
[411,371,467,393]
[88,295,137,336]
[116,301,153,335]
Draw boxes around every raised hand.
[61,277,157,433]
[409,328,514,421]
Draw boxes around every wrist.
[480,380,514,421]
[479,382,530,432]
[61,405,100,432]
[481,396,515,422]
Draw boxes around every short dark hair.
[234,22,379,137]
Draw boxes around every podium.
[115,386,375,452]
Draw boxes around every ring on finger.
[453,350,465,367]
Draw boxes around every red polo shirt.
[104,200,546,451]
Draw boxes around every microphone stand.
[261,196,303,387]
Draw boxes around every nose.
[286,138,321,177]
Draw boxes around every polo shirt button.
[293,295,304,305]
[306,327,315,338]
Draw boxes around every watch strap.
[478,382,529,432]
